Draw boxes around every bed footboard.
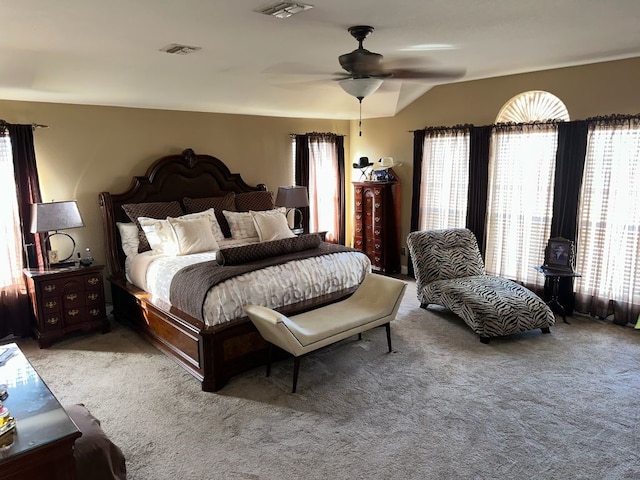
[109,277,355,391]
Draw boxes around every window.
[484,124,558,285]
[292,134,345,243]
[0,132,24,289]
[497,90,570,123]
[575,119,640,315]
[418,129,470,230]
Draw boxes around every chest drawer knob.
[88,293,99,301]
[66,293,78,301]
[67,309,80,316]
[46,317,59,325]
[44,284,56,293]
[89,308,101,316]
[87,277,99,285]
[45,301,57,309]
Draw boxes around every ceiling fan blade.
[385,67,466,80]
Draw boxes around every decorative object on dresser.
[30,200,85,268]
[275,185,309,235]
[99,148,369,392]
[352,156,373,181]
[353,178,401,274]
[23,265,109,348]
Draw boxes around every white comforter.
[126,238,371,327]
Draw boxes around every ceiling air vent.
[255,1,313,19]
[159,44,202,55]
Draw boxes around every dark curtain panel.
[1,124,43,338]
[294,134,310,234]
[335,135,346,245]
[8,124,46,269]
[466,126,492,257]
[407,129,426,278]
[547,121,588,314]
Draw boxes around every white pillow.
[116,222,140,257]
[223,208,286,240]
[138,217,178,255]
[251,210,295,242]
[167,216,219,255]
[179,208,225,243]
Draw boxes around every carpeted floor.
[16,279,640,480]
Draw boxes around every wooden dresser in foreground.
[23,265,109,348]
[353,180,401,274]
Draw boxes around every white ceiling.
[2,0,639,120]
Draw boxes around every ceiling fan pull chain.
[359,98,362,136]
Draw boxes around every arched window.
[496,90,569,123]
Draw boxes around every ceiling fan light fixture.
[338,77,383,100]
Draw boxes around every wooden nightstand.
[23,264,110,348]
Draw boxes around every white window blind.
[0,132,25,288]
[575,121,640,309]
[418,130,470,230]
[484,125,558,285]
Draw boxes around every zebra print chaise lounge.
[407,228,555,343]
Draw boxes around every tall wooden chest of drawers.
[353,181,401,274]
[24,265,110,348]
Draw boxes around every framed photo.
[543,237,575,272]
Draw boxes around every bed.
[99,148,370,391]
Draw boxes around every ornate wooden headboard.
[99,148,266,279]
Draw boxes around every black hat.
[353,156,373,169]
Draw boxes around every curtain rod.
[0,119,49,130]
[289,132,347,138]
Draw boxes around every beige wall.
[348,56,640,270]
[2,56,639,275]
[0,101,349,270]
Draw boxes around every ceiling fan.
[334,25,464,134]
[335,26,464,95]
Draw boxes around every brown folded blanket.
[170,238,359,321]
[216,233,322,266]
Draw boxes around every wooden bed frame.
[99,148,355,392]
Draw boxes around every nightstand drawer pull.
[87,277,99,285]
[88,293,99,301]
[67,309,80,316]
[45,301,57,309]
[66,293,78,301]
[44,284,56,292]
[46,317,59,325]
[89,308,100,316]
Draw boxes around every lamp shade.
[338,77,384,99]
[275,186,309,208]
[30,200,85,233]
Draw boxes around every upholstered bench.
[244,273,407,392]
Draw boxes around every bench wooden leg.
[266,343,272,377]
[385,322,392,352]
[292,357,301,393]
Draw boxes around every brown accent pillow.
[183,193,236,238]
[216,233,322,266]
[122,201,184,253]
[65,404,127,480]
[234,191,274,212]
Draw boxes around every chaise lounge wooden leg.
[385,322,392,352]
[292,357,300,393]
[541,327,551,334]
[266,343,272,377]
[480,336,490,344]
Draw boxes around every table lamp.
[275,186,309,235]
[30,200,85,268]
